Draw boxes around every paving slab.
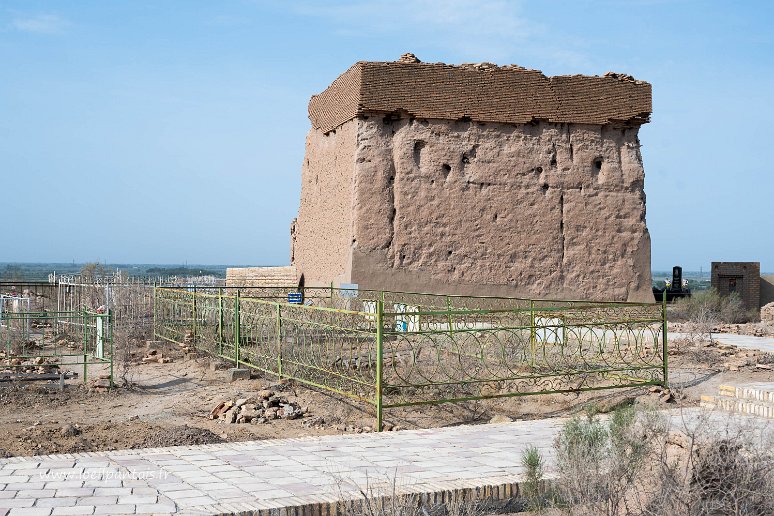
[1,407,770,515]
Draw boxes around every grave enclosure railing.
[154,286,668,430]
[0,309,113,385]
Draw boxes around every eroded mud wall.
[348,116,652,302]
[291,120,358,287]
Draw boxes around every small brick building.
[711,262,761,311]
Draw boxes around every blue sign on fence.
[288,292,303,304]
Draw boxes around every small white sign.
[535,317,565,344]
[338,283,359,298]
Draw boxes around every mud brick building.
[290,54,654,302]
[711,262,761,311]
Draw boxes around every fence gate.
[1,309,113,385]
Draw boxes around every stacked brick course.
[309,61,651,133]
[711,262,761,311]
[225,266,298,288]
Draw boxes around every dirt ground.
[1,331,773,458]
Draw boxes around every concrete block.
[227,368,250,382]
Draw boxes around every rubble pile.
[762,302,774,323]
[89,374,112,392]
[141,349,172,364]
[53,334,82,351]
[702,341,772,372]
[209,390,306,425]
[0,355,60,375]
[712,324,767,337]
[648,385,675,403]
[180,332,194,353]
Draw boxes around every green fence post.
[375,298,384,432]
[218,288,224,356]
[191,286,197,348]
[234,291,240,366]
[662,289,669,387]
[108,311,114,388]
[530,300,536,367]
[152,281,157,340]
[276,304,283,378]
[82,310,88,385]
[446,296,454,338]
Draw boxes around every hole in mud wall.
[447,250,453,256]
[442,163,451,178]
[493,213,499,221]
[542,183,549,194]
[413,141,426,167]
[536,166,543,173]
[594,158,603,170]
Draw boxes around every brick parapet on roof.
[308,59,652,133]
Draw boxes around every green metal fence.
[154,287,667,430]
[0,309,113,385]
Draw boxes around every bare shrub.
[548,406,774,515]
[673,289,751,325]
[641,414,774,516]
[79,262,106,282]
[111,315,151,387]
[554,406,663,515]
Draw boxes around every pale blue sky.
[1,0,772,271]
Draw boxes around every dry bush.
[111,316,151,387]
[553,406,664,515]
[640,412,774,516]
[673,289,751,325]
[544,406,774,515]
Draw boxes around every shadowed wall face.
[293,59,653,302]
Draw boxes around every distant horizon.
[1,261,771,276]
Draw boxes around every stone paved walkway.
[1,406,768,516]
[0,417,565,516]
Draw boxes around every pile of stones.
[761,302,774,323]
[0,355,60,375]
[712,324,768,337]
[141,349,172,364]
[89,374,112,392]
[209,389,306,424]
